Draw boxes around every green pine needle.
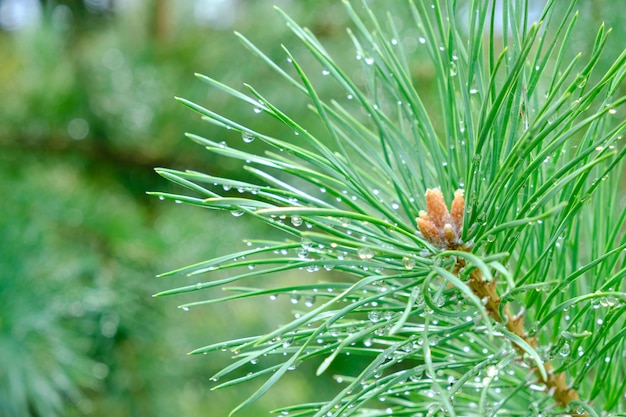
[156,1,626,415]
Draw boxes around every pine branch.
[419,187,584,414]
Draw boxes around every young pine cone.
[416,188,465,249]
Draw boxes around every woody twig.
[417,188,582,413]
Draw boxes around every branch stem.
[464,266,584,414]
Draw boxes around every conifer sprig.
[154,1,626,415]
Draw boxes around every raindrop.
[402,256,416,270]
[368,311,382,323]
[449,62,457,76]
[375,327,387,336]
[242,132,255,143]
[559,343,570,357]
[419,37,426,44]
[291,215,303,226]
[322,69,330,76]
[364,57,375,65]
[290,294,301,304]
[304,295,316,307]
[486,366,498,377]
[230,209,244,217]
[428,335,440,346]
[358,247,375,260]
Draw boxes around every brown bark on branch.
[417,188,583,415]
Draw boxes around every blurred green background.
[0,1,623,416]
[0,1,360,415]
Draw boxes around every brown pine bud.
[417,188,465,249]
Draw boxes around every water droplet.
[242,131,255,143]
[230,209,244,217]
[559,343,570,357]
[358,247,375,260]
[181,306,190,311]
[368,311,382,322]
[449,62,457,76]
[428,335,440,346]
[303,295,316,307]
[486,366,498,377]
[290,215,303,226]
[253,107,262,114]
[402,256,416,270]
[418,37,426,44]
[322,69,330,76]
[486,235,495,242]
[290,293,301,304]
[364,57,374,65]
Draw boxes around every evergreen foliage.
[156,1,626,415]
